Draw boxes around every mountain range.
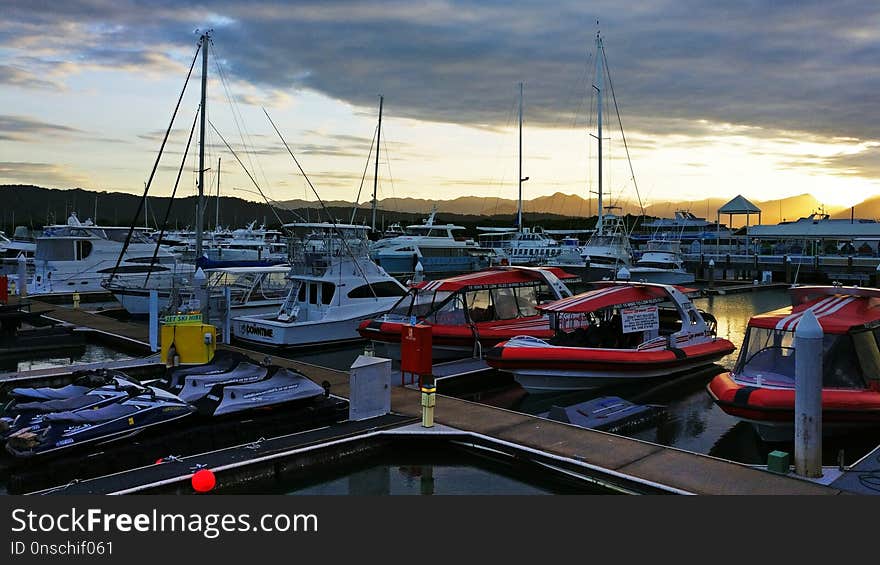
[0,184,864,232]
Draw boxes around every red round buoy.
[191,469,216,493]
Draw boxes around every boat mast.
[593,32,605,236]
[371,94,383,234]
[196,31,210,260]
[518,82,523,233]
[215,156,221,230]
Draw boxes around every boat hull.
[707,371,880,441]
[487,339,735,393]
[358,317,556,361]
[233,302,400,348]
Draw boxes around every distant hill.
[831,196,880,221]
[0,184,855,234]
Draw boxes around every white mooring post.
[148,289,159,353]
[794,309,823,478]
[16,254,27,297]
[223,285,232,344]
[194,267,208,322]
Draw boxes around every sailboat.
[477,83,588,268]
[579,33,634,279]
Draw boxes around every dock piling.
[149,290,158,352]
[16,254,27,297]
[708,259,715,288]
[794,309,823,478]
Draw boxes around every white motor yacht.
[233,223,407,347]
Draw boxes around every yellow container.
[161,316,216,365]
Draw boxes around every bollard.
[412,261,425,284]
[794,309,823,478]
[708,259,715,288]
[16,254,27,297]
[421,383,436,428]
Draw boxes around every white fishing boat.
[233,223,407,347]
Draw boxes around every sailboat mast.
[518,82,523,233]
[594,33,604,237]
[196,31,209,259]
[216,156,221,230]
[371,95,383,233]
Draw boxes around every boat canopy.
[749,287,880,334]
[413,267,577,293]
[539,283,673,314]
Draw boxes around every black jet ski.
[1,372,144,437]
[191,366,327,416]
[3,369,133,405]
[5,386,195,458]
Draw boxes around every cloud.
[0,161,91,186]
[4,1,880,168]
[0,115,83,142]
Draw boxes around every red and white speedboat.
[486,282,735,393]
[707,285,880,441]
[357,266,579,360]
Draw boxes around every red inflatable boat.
[358,266,579,360]
[486,282,736,393]
[707,285,880,441]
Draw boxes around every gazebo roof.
[718,195,761,214]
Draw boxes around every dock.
[7,301,856,495]
[701,282,790,295]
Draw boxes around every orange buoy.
[191,469,216,493]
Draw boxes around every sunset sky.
[2,1,879,215]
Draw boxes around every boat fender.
[322,380,331,398]
[733,386,758,407]
[669,347,687,360]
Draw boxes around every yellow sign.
[163,313,203,325]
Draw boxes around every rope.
[144,106,200,286]
[351,124,378,224]
[109,40,201,282]
[208,120,287,228]
[263,108,379,299]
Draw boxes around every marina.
[2,5,880,504]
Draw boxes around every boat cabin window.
[300,281,336,305]
[75,240,93,260]
[734,327,866,389]
[425,295,467,325]
[347,282,407,299]
[35,240,76,261]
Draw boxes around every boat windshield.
[733,326,868,389]
[388,290,453,319]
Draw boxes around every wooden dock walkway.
[31,300,150,346]
[18,303,845,495]
[702,282,790,295]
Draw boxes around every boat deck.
[830,444,880,495]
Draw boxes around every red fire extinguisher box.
[0,275,7,304]
[400,323,432,376]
